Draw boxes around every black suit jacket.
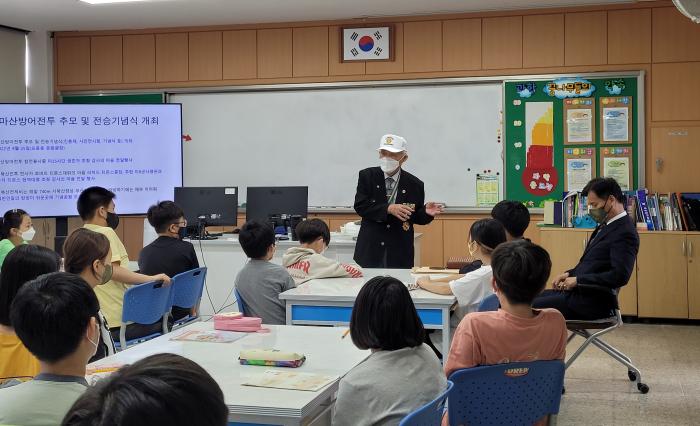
[353,167,433,268]
[567,214,640,315]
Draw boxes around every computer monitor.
[174,187,238,227]
[246,186,308,224]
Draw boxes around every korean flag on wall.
[342,27,391,61]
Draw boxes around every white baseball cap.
[377,134,407,153]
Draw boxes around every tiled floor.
[560,323,700,425]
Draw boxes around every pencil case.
[239,349,306,368]
[214,312,268,333]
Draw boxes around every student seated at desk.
[235,220,296,325]
[63,353,228,426]
[458,200,531,274]
[282,219,363,284]
[0,273,99,425]
[139,201,200,320]
[0,245,61,387]
[63,228,117,362]
[492,199,531,242]
[333,276,447,426]
[77,187,171,343]
[444,240,567,376]
[417,219,506,324]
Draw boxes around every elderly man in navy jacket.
[353,134,443,268]
[534,177,639,320]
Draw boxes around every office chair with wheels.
[566,284,648,394]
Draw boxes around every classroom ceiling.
[2,0,636,32]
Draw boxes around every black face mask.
[178,226,188,240]
[106,212,120,230]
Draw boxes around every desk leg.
[442,307,450,360]
[286,302,292,325]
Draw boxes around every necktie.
[385,177,395,199]
[589,223,606,244]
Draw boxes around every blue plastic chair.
[170,267,207,329]
[116,280,173,351]
[400,381,454,426]
[234,288,247,316]
[477,293,500,312]
[448,360,565,426]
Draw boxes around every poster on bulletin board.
[504,75,640,207]
[600,147,633,191]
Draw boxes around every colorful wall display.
[504,76,639,207]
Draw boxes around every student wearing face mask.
[282,219,363,284]
[353,134,444,269]
[0,209,36,268]
[63,228,117,362]
[417,219,507,326]
[139,201,200,321]
[533,177,639,320]
[0,273,99,425]
[0,245,61,387]
[77,187,171,343]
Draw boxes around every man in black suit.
[533,177,639,320]
[353,134,443,268]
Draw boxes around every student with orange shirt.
[0,245,61,387]
[445,239,567,375]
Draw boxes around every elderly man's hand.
[425,202,444,217]
[388,204,413,221]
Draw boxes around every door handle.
[582,238,586,252]
[656,157,664,172]
[683,240,687,256]
[690,241,694,258]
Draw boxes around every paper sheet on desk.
[171,330,247,344]
[242,370,337,392]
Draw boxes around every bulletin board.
[504,74,642,207]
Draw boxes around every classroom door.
[687,235,700,319]
[637,234,688,318]
[539,230,589,285]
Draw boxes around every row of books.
[545,190,700,231]
[625,191,700,231]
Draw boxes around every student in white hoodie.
[282,219,363,284]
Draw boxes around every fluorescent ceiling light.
[80,0,151,4]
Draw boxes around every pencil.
[341,329,350,339]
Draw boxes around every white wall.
[26,30,53,103]
[0,27,26,102]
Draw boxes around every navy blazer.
[353,167,433,268]
[555,214,640,316]
[570,214,640,290]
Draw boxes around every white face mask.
[380,157,401,174]
[86,320,100,358]
[21,227,36,242]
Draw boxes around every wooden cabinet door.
[651,126,700,193]
[637,233,688,318]
[539,230,589,285]
[687,235,700,319]
[415,220,444,268]
[618,261,637,316]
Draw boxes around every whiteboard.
[172,82,503,207]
